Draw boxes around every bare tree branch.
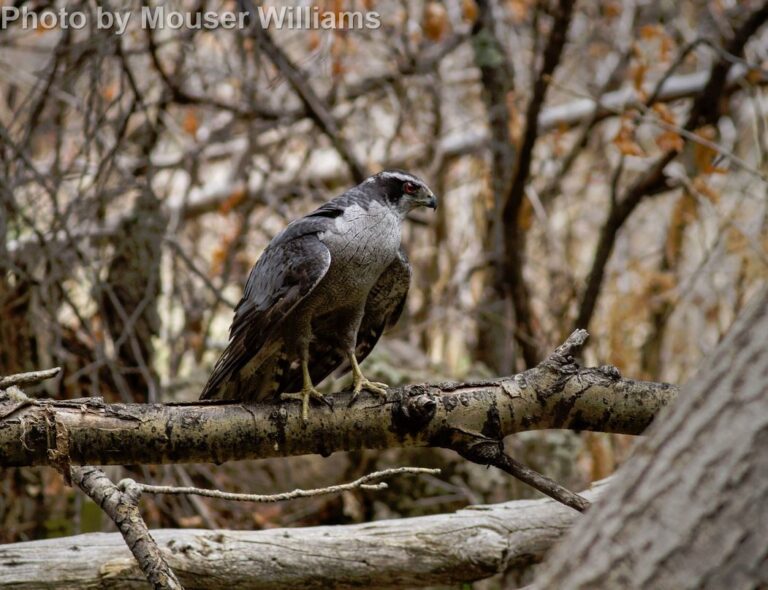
[487,450,589,512]
[5,67,765,264]
[70,466,183,590]
[0,331,677,469]
[72,466,439,589]
[0,366,60,389]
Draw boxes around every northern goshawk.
[200,170,437,418]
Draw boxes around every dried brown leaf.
[692,126,722,174]
[639,24,662,40]
[651,103,676,125]
[613,120,645,156]
[423,2,449,42]
[692,176,720,204]
[656,130,684,152]
[632,64,647,92]
[218,187,246,215]
[604,1,622,19]
[183,110,199,136]
[462,0,478,23]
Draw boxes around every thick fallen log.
[0,481,608,590]
[0,331,677,468]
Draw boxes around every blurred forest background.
[1,0,766,577]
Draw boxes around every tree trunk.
[534,286,768,589]
[97,188,166,403]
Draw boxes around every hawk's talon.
[349,377,389,406]
[347,350,389,405]
[281,387,325,421]
[357,380,389,396]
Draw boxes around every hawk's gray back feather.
[200,227,332,401]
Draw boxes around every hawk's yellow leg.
[281,360,325,421]
[348,352,388,402]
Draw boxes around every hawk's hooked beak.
[422,192,438,210]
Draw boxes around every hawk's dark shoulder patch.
[307,203,344,219]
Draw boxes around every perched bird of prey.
[200,170,437,418]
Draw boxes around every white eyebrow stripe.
[377,171,420,183]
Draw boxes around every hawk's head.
[364,170,437,215]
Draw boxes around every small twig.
[0,367,61,389]
[71,466,183,590]
[494,453,591,512]
[165,237,237,309]
[550,329,589,360]
[122,467,440,503]
[450,428,591,513]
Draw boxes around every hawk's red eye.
[403,181,418,194]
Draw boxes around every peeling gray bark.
[0,331,677,468]
[534,287,768,590]
[0,481,608,589]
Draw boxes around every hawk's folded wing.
[355,246,412,363]
[200,229,331,400]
